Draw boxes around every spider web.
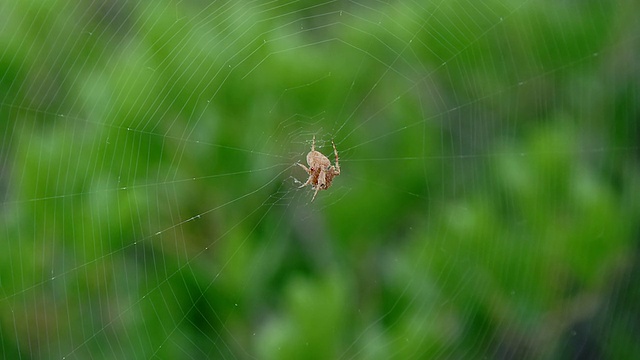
[1,0,640,359]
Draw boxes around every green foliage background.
[1,0,639,359]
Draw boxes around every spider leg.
[296,163,313,188]
[299,176,312,188]
[311,184,320,202]
[297,162,310,173]
[311,135,316,152]
[332,139,340,174]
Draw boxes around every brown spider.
[297,135,340,201]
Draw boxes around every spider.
[297,135,340,201]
